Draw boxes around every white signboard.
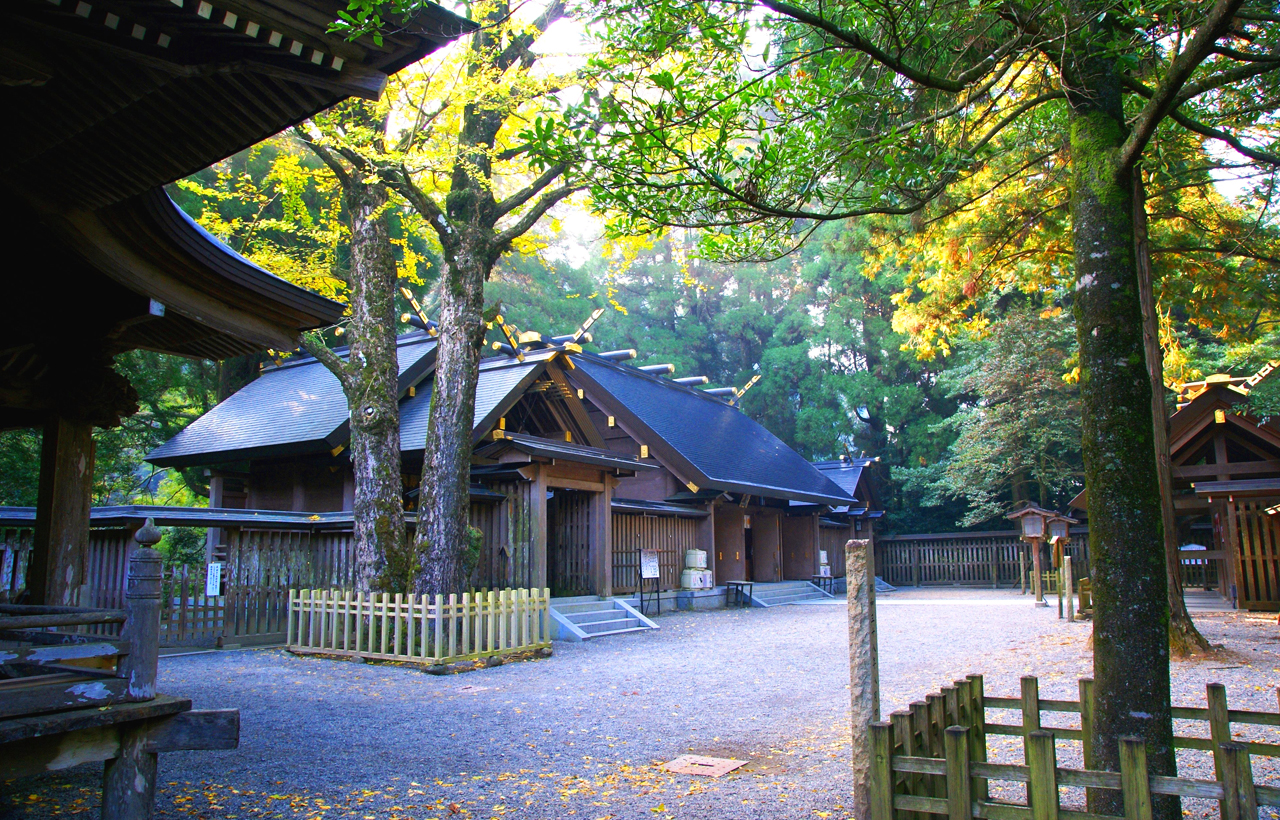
[819,565,832,578]
[640,549,661,580]
[205,562,223,597]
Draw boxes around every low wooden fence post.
[1026,730,1059,820]
[1119,736,1153,820]
[1220,742,1258,820]
[967,674,989,801]
[1021,675,1041,764]
[944,726,971,820]
[870,721,894,820]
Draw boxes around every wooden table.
[811,575,836,595]
[725,581,753,608]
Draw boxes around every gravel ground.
[4,589,1280,820]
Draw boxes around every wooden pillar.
[28,416,96,606]
[696,502,717,583]
[529,465,548,591]
[590,475,615,597]
[102,723,158,820]
[810,513,822,577]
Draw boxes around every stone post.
[847,537,880,820]
[103,518,163,820]
[118,519,163,701]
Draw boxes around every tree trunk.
[1132,173,1211,657]
[414,241,488,598]
[1068,85,1177,818]
[342,181,405,593]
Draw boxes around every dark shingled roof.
[612,498,710,517]
[811,460,866,503]
[399,354,551,451]
[569,355,854,506]
[147,334,437,467]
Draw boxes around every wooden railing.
[878,531,1090,588]
[869,674,1280,820]
[286,588,552,666]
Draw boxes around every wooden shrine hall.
[0,0,474,815]
[1071,363,1280,610]
[149,330,874,601]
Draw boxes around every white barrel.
[681,568,714,589]
[685,549,708,569]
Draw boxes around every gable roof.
[566,354,854,506]
[147,333,437,467]
[398,353,553,452]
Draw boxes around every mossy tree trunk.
[385,0,575,599]
[414,225,490,597]
[1066,37,1176,819]
[297,124,405,594]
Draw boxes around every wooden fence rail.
[870,674,1280,820]
[878,532,1090,588]
[286,588,552,665]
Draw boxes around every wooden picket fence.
[287,588,552,665]
[870,674,1280,820]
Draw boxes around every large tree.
[565,0,1280,813]
[327,0,589,597]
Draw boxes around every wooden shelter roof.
[566,353,854,506]
[1,0,474,429]
[4,0,475,210]
[147,332,439,466]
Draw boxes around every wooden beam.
[28,416,95,606]
[529,465,547,590]
[1174,460,1280,479]
[545,361,606,449]
[1215,430,1231,482]
[545,477,604,493]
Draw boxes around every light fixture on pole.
[1007,502,1054,607]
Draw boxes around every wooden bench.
[0,520,239,819]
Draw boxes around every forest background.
[2,22,1278,542]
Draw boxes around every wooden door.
[1233,500,1280,610]
[549,490,593,597]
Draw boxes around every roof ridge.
[264,330,436,372]
[571,351,738,406]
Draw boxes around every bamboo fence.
[286,588,552,665]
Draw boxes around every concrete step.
[756,590,824,601]
[566,609,631,625]
[584,625,653,639]
[551,600,622,615]
[755,594,825,607]
[579,616,642,634]
[754,588,824,600]
[549,597,659,642]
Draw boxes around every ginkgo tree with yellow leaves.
[305,0,592,597]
